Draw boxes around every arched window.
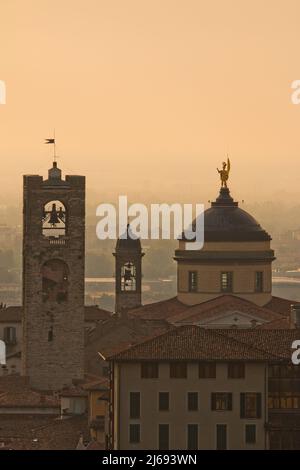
[121,262,136,291]
[42,200,66,237]
[42,259,69,303]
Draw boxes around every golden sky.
[1,0,300,204]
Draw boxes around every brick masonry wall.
[22,174,85,390]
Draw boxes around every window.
[268,393,300,410]
[216,424,227,450]
[245,424,256,444]
[221,272,233,293]
[41,259,69,303]
[187,392,198,411]
[211,393,232,411]
[129,392,140,419]
[141,362,158,379]
[48,327,53,342]
[188,271,198,292]
[199,362,216,378]
[255,271,263,293]
[228,363,245,379]
[129,424,140,443]
[170,362,187,378]
[3,326,16,345]
[269,364,300,378]
[187,424,198,450]
[240,393,261,419]
[158,424,169,450]
[159,392,169,411]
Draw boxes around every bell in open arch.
[49,203,60,226]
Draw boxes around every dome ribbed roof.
[188,188,271,242]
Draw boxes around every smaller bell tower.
[113,225,144,316]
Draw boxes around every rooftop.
[0,414,89,450]
[0,305,111,323]
[105,325,290,362]
[128,294,292,325]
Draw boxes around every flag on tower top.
[45,138,55,144]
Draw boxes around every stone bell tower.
[22,162,85,390]
[113,225,144,316]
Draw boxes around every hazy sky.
[1,0,300,205]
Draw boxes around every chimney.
[291,304,300,328]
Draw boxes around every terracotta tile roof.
[128,295,292,326]
[84,306,111,322]
[264,296,295,316]
[83,377,109,391]
[85,316,170,376]
[168,295,283,325]
[59,385,88,398]
[0,376,59,409]
[0,305,111,323]
[218,329,300,360]
[255,316,291,329]
[128,297,186,320]
[0,414,89,450]
[106,326,280,362]
[0,306,22,322]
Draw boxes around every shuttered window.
[211,393,233,411]
[240,393,262,419]
[187,424,198,450]
[158,424,169,450]
[141,362,159,379]
[129,392,140,419]
[159,392,169,411]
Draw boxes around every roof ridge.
[169,295,283,324]
[106,325,280,361]
[214,329,284,360]
[129,296,180,313]
[104,325,187,360]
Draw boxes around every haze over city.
[1,0,300,208]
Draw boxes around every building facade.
[107,326,277,450]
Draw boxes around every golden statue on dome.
[217,157,231,188]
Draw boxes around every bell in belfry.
[49,203,60,226]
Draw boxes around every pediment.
[195,309,266,327]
